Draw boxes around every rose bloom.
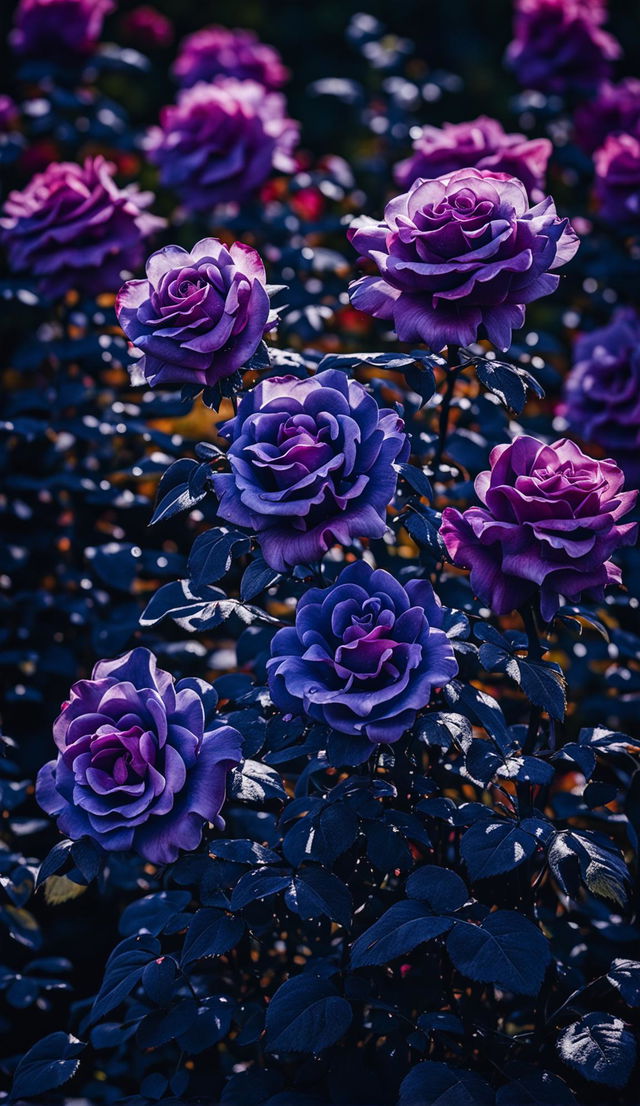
[441,436,637,621]
[268,561,457,756]
[36,648,243,864]
[574,78,640,156]
[562,309,640,488]
[1,156,165,299]
[173,25,288,89]
[116,237,276,389]
[347,169,578,352]
[146,79,299,213]
[121,5,173,49]
[212,369,408,572]
[594,133,640,227]
[394,116,552,202]
[506,0,621,96]
[11,0,113,58]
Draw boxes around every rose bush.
[594,132,640,226]
[394,116,552,201]
[562,309,640,487]
[116,237,277,388]
[212,368,408,571]
[267,560,458,756]
[145,78,299,211]
[506,0,621,95]
[10,0,114,58]
[0,156,164,298]
[173,26,288,89]
[441,435,638,620]
[347,169,578,350]
[574,78,640,155]
[36,647,242,864]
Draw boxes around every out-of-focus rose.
[594,133,640,226]
[11,0,114,59]
[394,116,552,202]
[36,648,243,864]
[347,169,578,351]
[574,78,640,155]
[506,0,621,96]
[441,436,637,621]
[0,96,19,130]
[1,156,165,299]
[146,79,299,213]
[212,369,409,572]
[173,26,288,89]
[116,237,276,389]
[562,309,640,488]
[121,5,173,49]
[267,561,458,757]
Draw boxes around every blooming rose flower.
[146,79,299,212]
[562,309,640,488]
[116,238,277,389]
[594,133,640,227]
[347,170,578,351]
[394,116,552,202]
[212,370,408,571]
[267,561,458,754]
[11,0,114,59]
[36,648,243,864]
[506,0,621,96]
[574,79,640,155]
[121,5,173,49]
[440,436,638,621]
[1,156,165,299]
[173,26,288,89]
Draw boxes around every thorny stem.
[521,602,544,754]
[433,343,460,478]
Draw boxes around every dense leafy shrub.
[1,1,640,1104]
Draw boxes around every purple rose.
[0,96,19,130]
[441,436,637,621]
[594,133,640,227]
[574,79,640,155]
[562,309,640,488]
[36,648,243,865]
[267,561,458,754]
[347,169,578,352]
[0,156,165,300]
[146,79,299,213]
[121,5,173,49]
[116,238,277,389]
[506,0,621,96]
[394,116,552,202]
[11,0,114,59]
[173,26,288,90]
[212,369,408,572]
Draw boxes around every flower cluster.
[36,648,243,864]
[173,25,288,89]
[394,116,552,201]
[146,79,299,212]
[563,309,640,487]
[116,237,277,388]
[441,436,637,620]
[212,369,409,571]
[348,169,578,351]
[268,561,458,756]
[1,156,165,299]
